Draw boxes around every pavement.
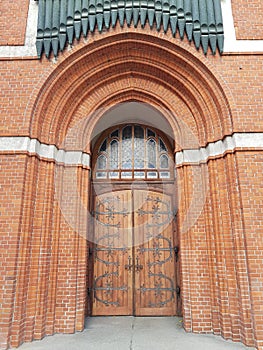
[14,317,256,350]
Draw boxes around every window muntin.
[93,124,173,180]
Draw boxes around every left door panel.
[91,191,133,315]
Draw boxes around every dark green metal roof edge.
[35,0,224,58]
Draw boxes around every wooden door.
[91,190,177,316]
[92,191,133,315]
[133,190,177,316]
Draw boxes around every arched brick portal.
[7,30,256,349]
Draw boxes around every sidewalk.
[14,317,255,350]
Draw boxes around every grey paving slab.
[13,317,255,350]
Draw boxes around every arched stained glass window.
[147,139,157,169]
[99,139,107,152]
[160,154,169,169]
[94,124,173,180]
[110,140,119,169]
[122,126,132,169]
[98,155,107,169]
[159,138,167,152]
[134,125,144,169]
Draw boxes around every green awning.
[36,0,224,58]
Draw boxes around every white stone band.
[0,0,263,58]
[0,133,262,167]
[0,0,38,58]
[175,133,263,165]
[222,0,263,53]
[0,137,90,167]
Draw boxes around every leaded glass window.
[159,138,167,152]
[98,155,106,170]
[160,154,169,169]
[134,125,144,169]
[110,140,119,169]
[122,126,132,169]
[147,139,157,168]
[93,124,173,180]
[99,139,107,152]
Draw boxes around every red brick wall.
[0,155,27,350]
[177,155,255,346]
[0,59,49,136]
[213,55,263,133]
[236,152,263,349]
[1,39,263,141]
[0,0,29,45]
[3,157,90,347]
[0,18,262,350]
[232,0,263,40]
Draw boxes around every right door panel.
[133,190,177,316]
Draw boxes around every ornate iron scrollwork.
[137,196,172,228]
[94,196,128,228]
[93,271,128,306]
[92,195,129,306]
[139,234,173,266]
[136,195,176,308]
[140,272,175,307]
[93,232,127,266]
[92,193,178,310]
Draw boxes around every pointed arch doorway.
[88,123,181,316]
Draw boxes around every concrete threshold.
[14,317,255,350]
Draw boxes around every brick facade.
[232,0,263,40]
[0,0,29,46]
[0,1,263,350]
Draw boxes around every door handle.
[125,255,133,271]
[135,256,143,272]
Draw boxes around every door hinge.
[176,286,181,297]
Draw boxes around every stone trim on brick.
[0,0,38,58]
[0,136,90,167]
[222,0,263,53]
[175,133,263,165]
[0,133,262,167]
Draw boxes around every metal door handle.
[135,256,143,271]
[125,255,133,271]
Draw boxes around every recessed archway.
[30,31,233,149]
[89,122,179,316]
[90,101,175,149]
[10,29,255,350]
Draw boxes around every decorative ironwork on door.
[91,190,178,316]
[92,193,132,313]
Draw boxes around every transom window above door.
[93,124,174,180]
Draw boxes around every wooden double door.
[90,189,180,316]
